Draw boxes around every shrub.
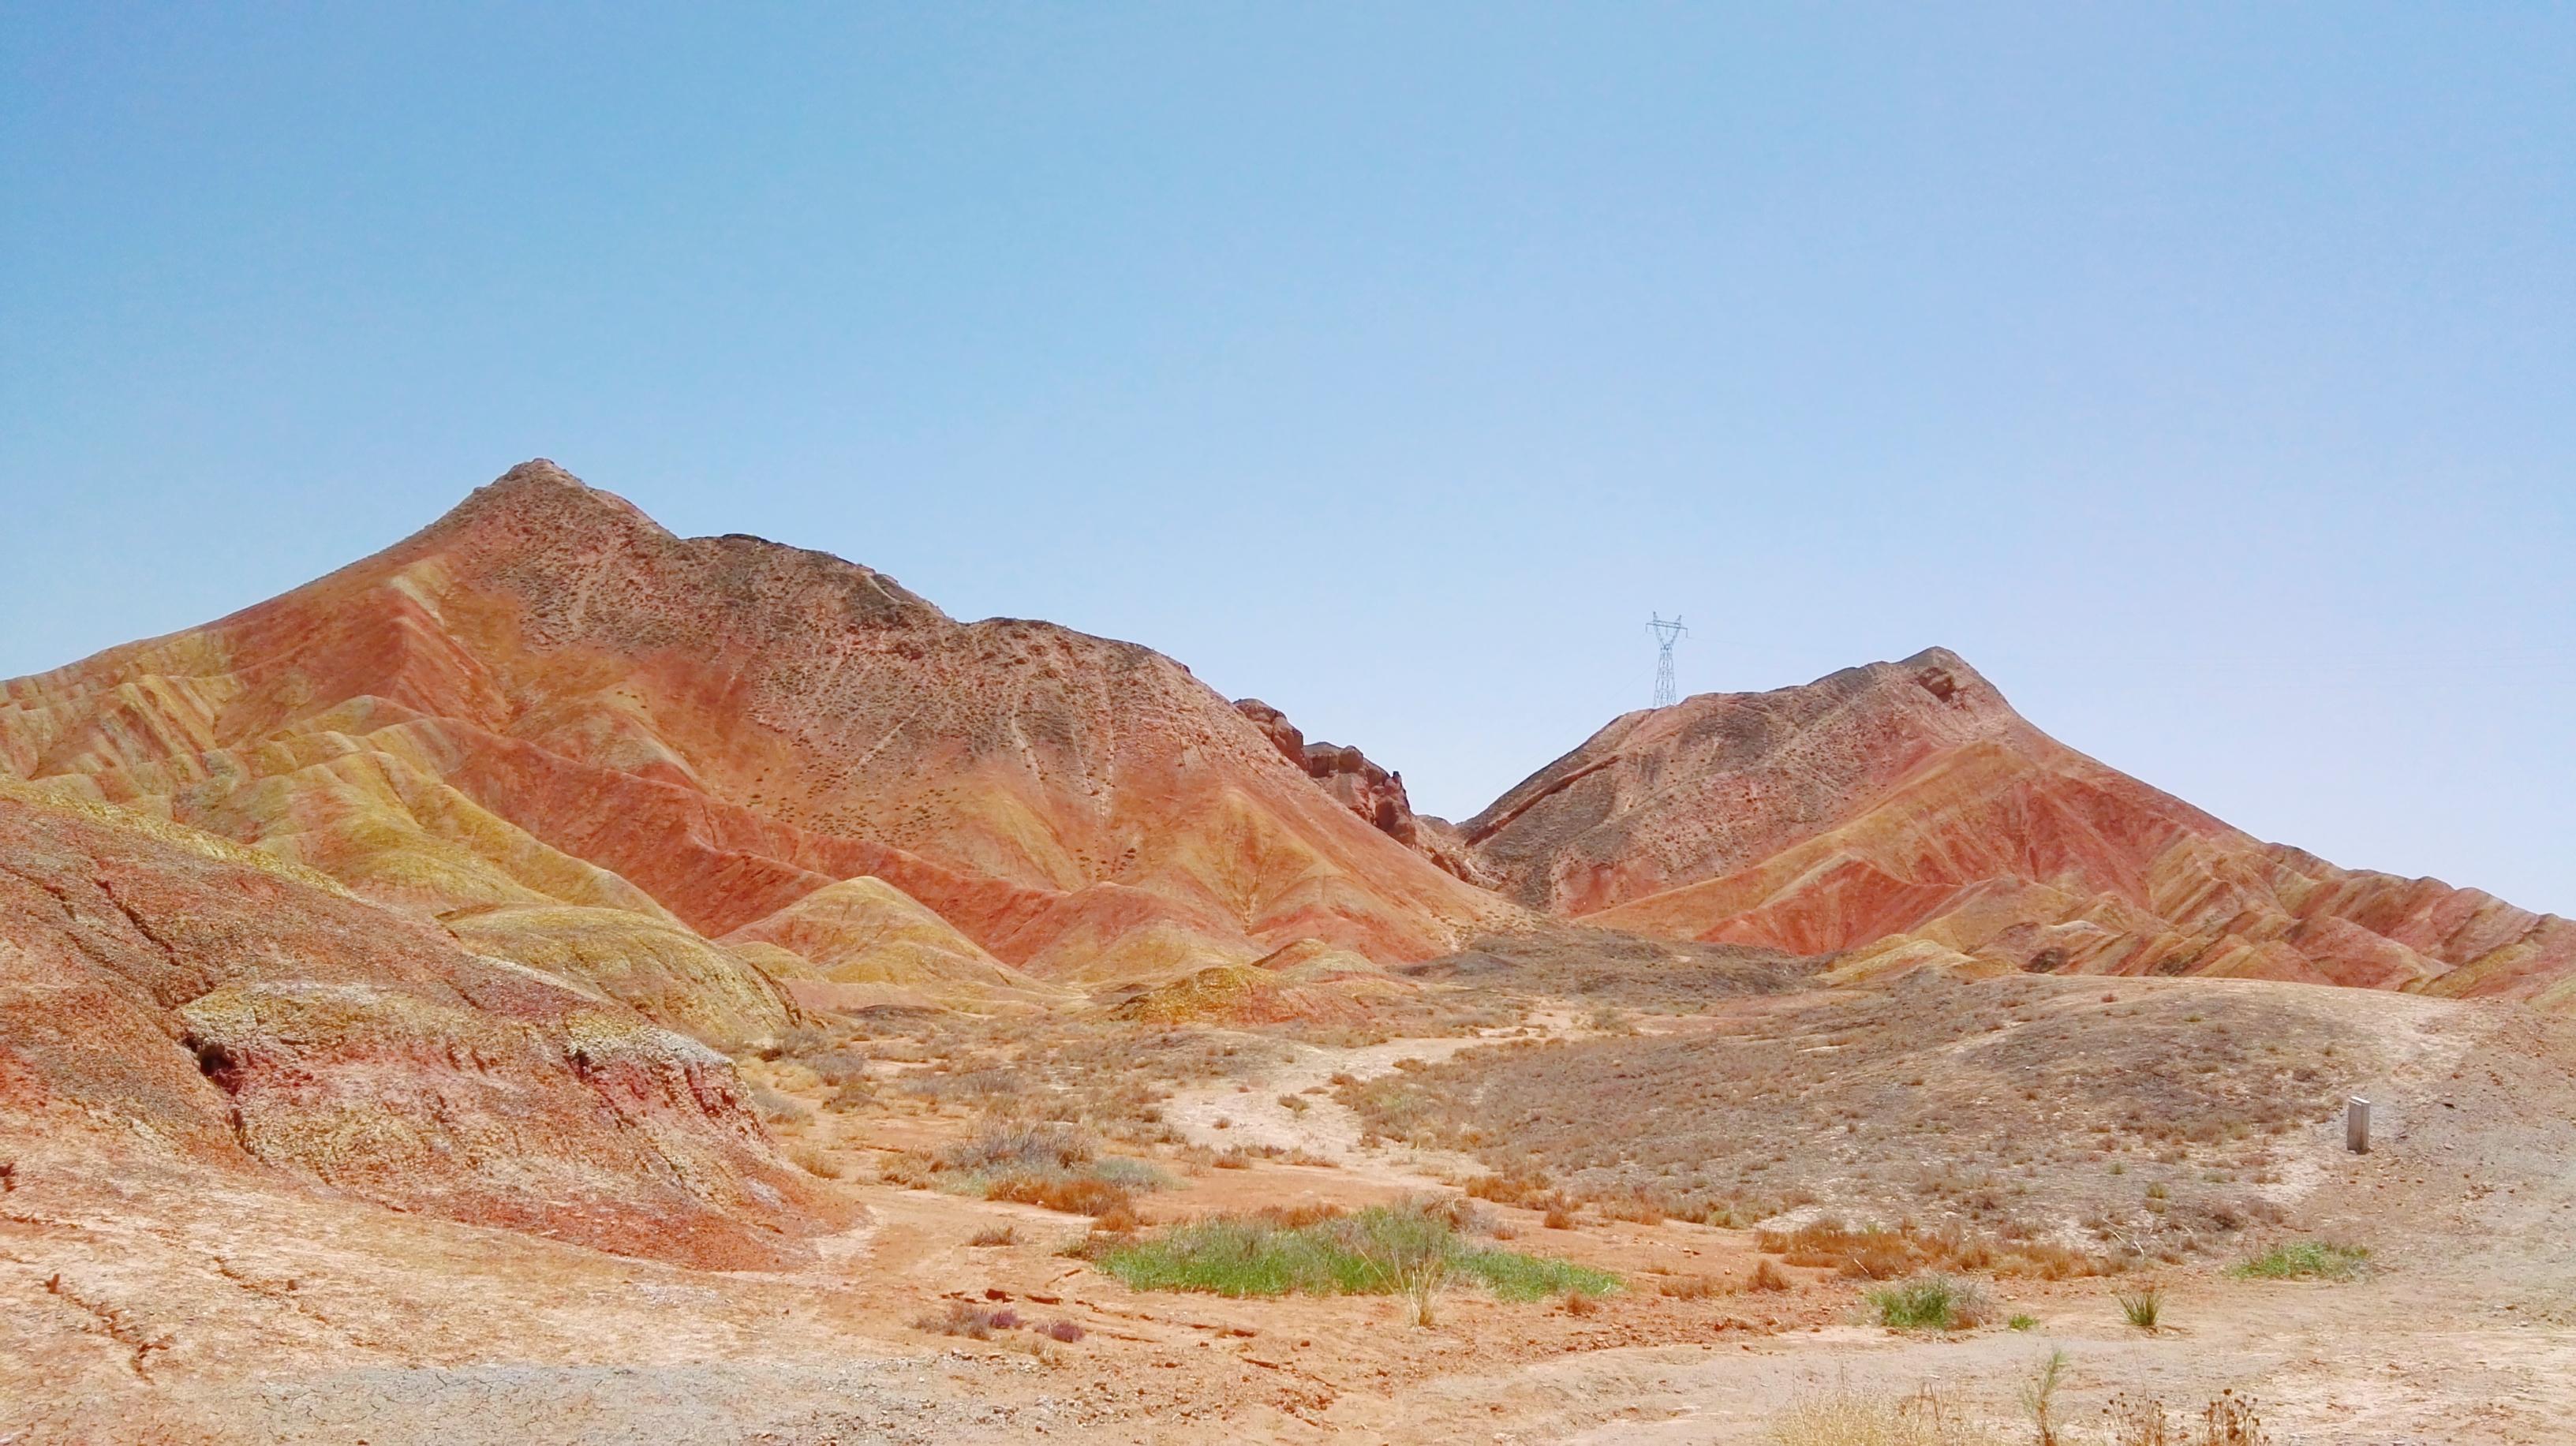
[914,1300,1021,1340]
[787,1142,843,1179]
[2102,1390,2267,1445]
[1464,1171,1553,1208]
[985,1173,1133,1217]
[1756,1217,2112,1283]
[1042,1319,1085,1343]
[2007,1313,2037,1331]
[1092,1203,1617,1303]
[940,1120,1093,1175]
[2020,1348,2070,1446]
[1598,1190,1669,1226]
[877,1150,938,1189]
[968,1225,1019,1247]
[1658,1273,1722,1299]
[1748,1258,1792,1292]
[2117,1285,2163,1332]
[1864,1274,1998,1331]
[2227,1241,2368,1282]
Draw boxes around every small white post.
[2346,1097,2372,1154]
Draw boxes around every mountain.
[1461,648,2576,1007]
[6,461,2563,1037]
[0,462,1513,1032]
[0,784,844,1269]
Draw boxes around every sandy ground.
[7,984,2576,1444]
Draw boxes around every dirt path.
[1159,1033,1479,1174]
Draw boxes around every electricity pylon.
[1649,614,1688,708]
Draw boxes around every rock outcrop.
[1462,649,2576,1007]
[0,787,842,1269]
[1233,698,1493,887]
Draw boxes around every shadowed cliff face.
[0,462,1515,1026]
[1463,651,2576,1007]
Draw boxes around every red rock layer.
[0,463,1512,1021]
[1464,649,2576,1007]
[0,790,840,1269]
[1232,698,1493,887]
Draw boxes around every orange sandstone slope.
[0,462,1509,1018]
[1463,648,2576,1007]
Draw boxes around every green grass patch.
[1863,1273,1997,1331]
[2229,1240,2370,1282]
[1093,1205,1619,1302]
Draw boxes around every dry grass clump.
[912,1299,1088,1351]
[787,1141,844,1178]
[968,1224,1019,1247]
[878,1116,1171,1216]
[985,1173,1133,1216]
[2101,1391,2266,1445]
[1764,1385,2005,1445]
[1596,1187,1670,1226]
[1463,1171,1557,1208]
[1748,1257,1793,1292]
[1757,1219,2115,1281]
[914,1299,1023,1340]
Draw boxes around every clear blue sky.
[5,6,2570,911]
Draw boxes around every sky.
[4,5,2570,911]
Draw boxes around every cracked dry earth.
[9,985,2576,1444]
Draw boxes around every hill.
[1461,648,2576,1006]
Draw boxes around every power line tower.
[1649,614,1688,708]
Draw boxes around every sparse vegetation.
[1086,1201,1617,1303]
[911,1298,1088,1352]
[1759,1218,2114,1282]
[967,1224,1018,1247]
[1864,1273,1998,1330]
[2117,1285,2164,1332]
[878,1117,1172,1216]
[2228,1241,2368,1282]
[1336,975,2343,1254]
[1763,1385,2004,1445]
[2020,1348,2071,1445]
[912,1299,1023,1340]
[2102,1390,2266,1445]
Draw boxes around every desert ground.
[9,960,2575,1445]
